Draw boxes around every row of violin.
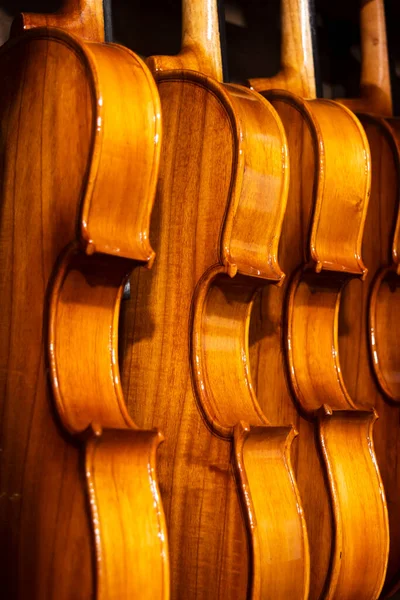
[0,0,399,598]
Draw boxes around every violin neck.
[249,0,318,99]
[147,0,223,82]
[14,0,106,42]
[359,0,392,115]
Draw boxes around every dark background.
[1,0,400,112]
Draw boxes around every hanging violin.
[0,1,168,597]
[335,0,400,594]
[248,0,389,597]
[119,0,310,597]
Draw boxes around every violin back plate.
[0,28,168,599]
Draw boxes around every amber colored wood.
[317,408,387,596]
[234,423,308,598]
[86,429,168,600]
[337,117,400,595]
[334,3,400,593]
[248,0,316,98]
[336,0,392,117]
[120,71,310,598]
[370,262,400,401]
[246,2,389,597]
[12,0,105,42]
[0,27,169,599]
[119,1,310,597]
[249,89,389,599]
[147,0,222,80]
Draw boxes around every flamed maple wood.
[120,0,310,597]
[0,21,169,599]
[335,0,400,595]
[248,1,389,598]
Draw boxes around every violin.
[0,1,168,597]
[248,0,389,597]
[119,0,310,597]
[335,0,400,594]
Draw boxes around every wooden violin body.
[333,1,400,592]
[249,74,388,600]
[335,114,400,596]
[120,39,310,600]
[0,26,168,599]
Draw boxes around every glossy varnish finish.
[249,0,315,99]
[120,0,310,597]
[336,1,400,592]
[338,116,400,594]
[13,0,105,42]
[120,70,309,600]
[0,25,169,599]
[248,1,389,598]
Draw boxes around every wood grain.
[120,2,310,594]
[250,88,389,599]
[337,116,400,595]
[0,27,168,599]
[120,69,310,599]
[246,0,389,594]
[335,2,400,593]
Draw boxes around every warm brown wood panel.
[0,20,169,599]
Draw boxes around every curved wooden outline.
[369,265,400,403]
[286,267,357,414]
[191,265,268,438]
[48,244,136,433]
[234,422,310,599]
[267,90,389,596]
[86,428,170,600]
[0,26,170,599]
[318,407,389,599]
[265,90,369,277]
[156,69,312,597]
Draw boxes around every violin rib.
[234,422,309,598]
[318,409,388,598]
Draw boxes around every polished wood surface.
[0,24,169,598]
[336,0,392,117]
[119,0,310,597]
[338,116,400,596]
[336,1,400,593]
[247,1,389,598]
[148,0,222,80]
[249,0,316,98]
[12,0,105,42]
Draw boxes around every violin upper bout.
[78,41,161,265]
[305,100,370,277]
[220,84,289,283]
